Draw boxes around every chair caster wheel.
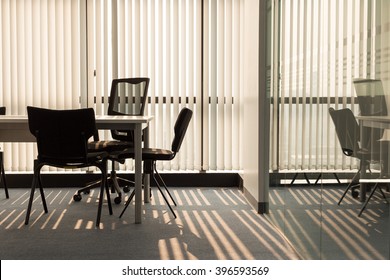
[73,194,82,201]
[352,189,359,199]
[114,196,122,204]
[123,186,131,193]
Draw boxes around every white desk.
[0,115,153,224]
[356,115,390,130]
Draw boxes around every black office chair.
[329,107,382,204]
[0,106,9,199]
[74,78,150,204]
[118,107,193,219]
[25,106,112,227]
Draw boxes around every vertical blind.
[0,0,243,172]
[0,0,85,171]
[88,0,244,172]
[273,0,390,172]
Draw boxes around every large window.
[0,0,244,173]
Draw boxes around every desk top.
[0,115,154,142]
[356,115,390,121]
[0,115,153,123]
[356,115,390,129]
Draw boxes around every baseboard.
[4,172,241,189]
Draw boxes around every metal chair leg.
[119,189,135,218]
[25,162,48,225]
[358,182,379,217]
[338,169,360,205]
[153,163,176,206]
[152,174,176,218]
[0,158,9,199]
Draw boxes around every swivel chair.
[74,78,149,204]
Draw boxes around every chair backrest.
[354,79,387,116]
[354,78,387,148]
[329,107,360,157]
[171,108,193,153]
[107,78,150,142]
[27,106,96,163]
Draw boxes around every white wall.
[242,0,261,208]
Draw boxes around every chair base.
[75,169,133,204]
[119,162,176,219]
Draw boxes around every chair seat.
[88,140,134,152]
[113,148,175,161]
[38,151,108,167]
[142,148,175,160]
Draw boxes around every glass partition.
[268,0,390,260]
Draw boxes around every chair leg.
[25,175,37,225]
[314,174,322,185]
[378,185,388,203]
[25,162,48,225]
[96,181,104,227]
[338,169,360,205]
[290,172,312,185]
[358,182,380,217]
[119,189,135,218]
[37,172,48,213]
[119,172,146,218]
[153,163,176,206]
[96,164,112,227]
[152,173,176,219]
[333,173,341,184]
[0,160,9,199]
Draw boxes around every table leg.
[135,124,142,224]
[358,119,367,202]
[143,126,150,203]
[359,162,367,202]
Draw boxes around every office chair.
[0,106,9,199]
[74,78,150,204]
[25,106,112,227]
[329,107,381,204]
[117,107,193,219]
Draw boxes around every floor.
[0,186,299,260]
[269,184,390,259]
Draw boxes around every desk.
[356,115,390,202]
[0,115,153,224]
